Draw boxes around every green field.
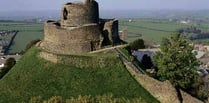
[0,22,43,54]
[119,18,209,43]
[0,46,159,103]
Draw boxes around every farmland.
[0,22,43,54]
[119,18,209,43]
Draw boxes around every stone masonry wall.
[119,29,128,41]
[123,61,204,103]
[102,19,121,46]
[41,0,123,55]
[41,22,101,55]
[61,0,99,27]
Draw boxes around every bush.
[196,75,209,101]
[129,39,145,50]
[0,58,16,79]
[153,34,200,90]
[141,54,153,69]
[4,58,16,68]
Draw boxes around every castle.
[40,0,123,55]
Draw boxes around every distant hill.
[0,46,159,103]
[1,10,209,21]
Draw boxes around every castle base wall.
[40,22,101,55]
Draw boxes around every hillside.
[0,46,159,103]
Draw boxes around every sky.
[0,0,209,12]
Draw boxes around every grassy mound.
[0,47,159,103]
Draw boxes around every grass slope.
[0,47,159,103]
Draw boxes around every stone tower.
[40,0,101,55]
[40,0,124,55]
[61,0,99,27]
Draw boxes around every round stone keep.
[61,0,99,27]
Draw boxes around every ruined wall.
[41,21,101,55]
[101,19,121,46]
[119,29,128,41]
[61,0,99,27]
[39,51,58,63]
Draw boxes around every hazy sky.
[1,0,209,12]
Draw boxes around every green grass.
[0,47,159,103]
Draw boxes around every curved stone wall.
[41,21,101,54]
[40,0,122,55]
[61,0,99,27]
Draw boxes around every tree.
[161,37,169,46]
[153,34,200,90]
[129,38,145,50]
[141,54,153,69]
[0,58,16,79]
